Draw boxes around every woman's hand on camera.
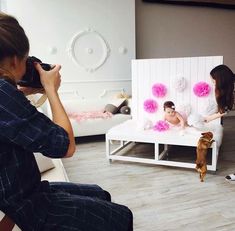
[34,62,61,92]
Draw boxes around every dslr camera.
[18,56,52,88]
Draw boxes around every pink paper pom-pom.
[193,82,211,97]
[153,120,170,132]
[152,83,167,98]
[143,99,158,113]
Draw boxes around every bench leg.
[164,144,169,159]
[106,137,110,160]
[154,142,159,161]
[211,145,217,172]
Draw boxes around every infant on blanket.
[163,101,187,130]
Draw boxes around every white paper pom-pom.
[187,113,205,130]
[136,119,153,131]
[174,76,187,92]
[177,104,191,117]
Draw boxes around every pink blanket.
[68,111,113,122]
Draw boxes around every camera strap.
[27,94,47,108]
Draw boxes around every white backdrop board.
[131,56,223,123]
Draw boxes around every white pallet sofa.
[106,56,224,172]
[45,91,132,137]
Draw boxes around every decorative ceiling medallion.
[67,28,110,72]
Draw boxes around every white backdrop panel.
[131,56,223,122]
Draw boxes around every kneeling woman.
[206,64,235,182]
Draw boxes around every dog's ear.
[208,132,213,138]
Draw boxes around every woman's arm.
[46,90,76,157]
[204,112,226,123]
[35,63,76,158]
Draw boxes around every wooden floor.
[63,116,235,231]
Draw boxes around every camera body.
[18,56,51,88]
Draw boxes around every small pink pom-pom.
[143,99,158,113]
[153,120,170,132]
[193,82,211,97]
[152,83,167,98]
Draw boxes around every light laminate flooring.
[62,117,235,231]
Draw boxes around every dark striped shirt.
[0,78,69,206]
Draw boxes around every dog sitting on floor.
[196,132,214,182]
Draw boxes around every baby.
[163,101,187,129]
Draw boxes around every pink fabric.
[68,111,113,122]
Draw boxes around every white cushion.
[34,153,55,173]
[71,114,132,137]
[41,159,69,182]
[44,98,132,137]
[107,98,126,108]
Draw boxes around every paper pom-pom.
[143,99,158,113]
[136,119,153,131]
[174,76,186,92]
[152,83,167,98]
[177,104,191,117]
[153,120,170,132]
[193,82,211,97]
[187,113,204,129]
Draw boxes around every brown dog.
[196,132,214,182]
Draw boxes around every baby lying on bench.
[163,101,187,129]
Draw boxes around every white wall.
[136,0,235,71]
[5,0,135,98]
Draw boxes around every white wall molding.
[6,0,135,99]
[67,28,111,73]
[62,79,131,84]
[58,87,126,100]
[99,88,125,98]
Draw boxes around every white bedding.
[107,119,223,148]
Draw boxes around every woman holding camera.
[0,12,133,231]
